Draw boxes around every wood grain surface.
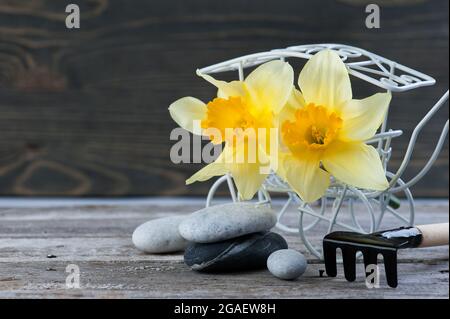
[0,0,448,197]
[0,198,448,298]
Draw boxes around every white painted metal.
[199,43,436,92]
[201,44,448,259]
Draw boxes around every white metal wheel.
[298,186,377,259]
[205,174,271,208]
[205,174,238,207]
[371,171,415,230]
[276,193,328,234]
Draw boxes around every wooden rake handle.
[417,223,449,247]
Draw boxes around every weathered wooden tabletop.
[0,198,448,299]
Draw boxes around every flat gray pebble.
[179,202,277,243]
[132,216,188,253]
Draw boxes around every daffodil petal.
[231,164,268,201]
[228,144,270,200]
[322,141,389,190]
[196,70,247,98]
[274,152,289,182]
[340,92,392,142]
[168,97,206,135]
[281,153,330,203]
[186,149,228,184]
[299,50,352,111]
[245,60,294,114]
[287,88,306,109]
[278,89,305,127]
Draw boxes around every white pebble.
[132,216,188,253]
[267,249,307,280]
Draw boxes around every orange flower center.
[282,103,342,153]
[201,97,270,144]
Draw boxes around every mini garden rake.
[323,223,449,288]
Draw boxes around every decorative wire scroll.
[199,43,436,92]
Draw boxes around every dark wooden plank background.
[0,0,448,197]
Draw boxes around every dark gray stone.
[184,232,288,272]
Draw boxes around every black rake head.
[323,227,423,288]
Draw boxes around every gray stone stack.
[179,202,287,272]
[132,202,307,279]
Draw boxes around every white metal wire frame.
[200,44,449,259]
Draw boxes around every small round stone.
[267,249,307,280]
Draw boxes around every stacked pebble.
[179,202,287,272]
[132,202,307,279]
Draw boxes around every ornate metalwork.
[201,44,449,259]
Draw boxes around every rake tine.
[342,247,357,282]
[362,249,379,277]
[382,250,398,288]
[323,241,337,277]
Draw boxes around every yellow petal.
[322,141,389,190]
[245,60,294,114]
[287,88,306,109]
[168,97,206,135]
[196,70,247,99]
[228,144,270,200]
[280,153,330,203]
[339,92,392,142]
[231,164,268,201]
[185,143,269,200]
[277,89,305,127]
[299,50,352,111]
[186,149,228,184]
[274,152,289,182]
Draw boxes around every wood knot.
[14,66,67,92]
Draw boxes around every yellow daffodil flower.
[169,60,294,200]
[277,50,391,203]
